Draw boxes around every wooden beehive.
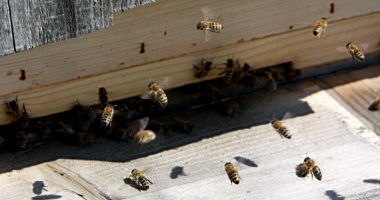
[0,0,380,125]
[1,1,380,200]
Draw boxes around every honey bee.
[296,157,322,181]
[369,98,380,111]
[129,169,153,191]
[220,100,240,117]
[5,97,21,121]
[224,162,241,184]
[134,130,156,145]
[271,115,291,139]
[346,42,366,62]
[147,81,168,109]
[101,104,115,127]
[171,117,194,133]
[193,59,214,78]
[337,42,367,62]
[75,132,96,147]
[72,102,98,132]
[112,117,149,140]
[313,18,328,39]
[264,71,278,91]
[233,62,254,85]
[98,87,109,107]
[197,7,223,41]
[147,119,170,135]
[219,59,235,82]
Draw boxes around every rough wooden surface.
[0,10,379,125]
[1,69,380,199]
[0,0,113,56]
[112,0,157,12]
[316,64,380,135]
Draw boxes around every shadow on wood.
[31,194,62,200]
[170,166,187,179]
[363,179,380,184]
[123,177,144,192]
[234,156,258,167]
[325,190,345,200]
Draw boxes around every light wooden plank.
[0,11,379,125]
[0,0,379,96]
[316,64,380,134]
[1,82,380,199]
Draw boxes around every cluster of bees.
[0,7,376,194]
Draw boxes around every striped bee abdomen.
[312,166,322,181]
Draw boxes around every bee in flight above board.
[196,7,223,42]
[336,42,368,62]
[141,78,169,110]
[312,18,328,39]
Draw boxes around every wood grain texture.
[112,0,157,12]
[0,1,14,56]
[316,64,380,134]
[1,82,380,199]
[0,10,380,125]
[1,0,113,55]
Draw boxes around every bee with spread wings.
[336,41,368,62]
[141,77,169,110]
[196,7,223,42]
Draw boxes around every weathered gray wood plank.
[0,1,14,56]
[112,0,157,12]
[2,0,113,55]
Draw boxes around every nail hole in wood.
[289,25,293,30]
[140,43,145,54]
[330,3,335,14]
[19,69,26,81]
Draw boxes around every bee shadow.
[363,179,380,184]
[234,156,258,167]
[123,177,145,191]
[325,190,345,200]
[170,166,187,179]
[32,180,47,195]
[31,194,62,200]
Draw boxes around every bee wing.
[201,7,214,20]
[282,112,293,120]
[160,77,170,89]
[129,117,150,132]
[359,43,369,50]
[205,30,211,42]
[336,46,347,52]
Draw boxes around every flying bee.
[197,7,223,41]
[130,169,153,191]
[143,81,168,109]
[337,42,367,62]
[296,157,322,181]
[224,162,241,184]
[271,113,292,139]
[171,117,194,133]
[193,59,214,78]
[134,130,156,145]
[219,59,236,82]
[313,18,328,39]
[369,98,380,111]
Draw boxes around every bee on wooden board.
[313,18,328,39]
[171,117,194,133]
[220,100,240,117]
[337,42,367,62]
[296,157,322,181]
[72,101,98,132]
[193,59,214,78]
[129,169,153,191]
[233,62,255,86]
[141,79,169,109]
[197,7,223,41]
[224,162,241,185]
[134,130,156,145]
[97,87,116,127]
[112,117,149,141]
[264,71,278,91]
[368,98,380,111]
[5,97,21,121]
[271,112,292,139]
[219,59,236,83]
